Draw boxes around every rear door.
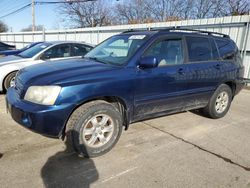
[134,36,189,119]
[183,36,223,106]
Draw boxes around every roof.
[40,41,94,47]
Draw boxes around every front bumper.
[6,87,75,138]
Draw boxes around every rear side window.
[72,44,92,56]
[186,36,213,62]
[215,39,236,60]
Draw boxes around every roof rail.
[122,28,152,33]
[122,26,229,38]
[161,27,230,38]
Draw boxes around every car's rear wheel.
[65,100,123,158]
[4,71,17,91]
[202,84,232,119]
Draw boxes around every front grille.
[15,77,24,97]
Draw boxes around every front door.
[133,36,189,120]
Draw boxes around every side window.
[72,44,92,56]
[186,36,213,62]
[144,39,183,67]
[215,39,236,60]
[43,44,71,59]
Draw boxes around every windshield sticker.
[129,35,146,40]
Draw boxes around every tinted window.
[186,37,213,62]
[43,44,71,59]
[72,44,92,56]
[210,39,220,60]
[215,39,236,60]
[144,39,183,67]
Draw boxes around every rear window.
[215,39,236,60]
[186,36,213,62]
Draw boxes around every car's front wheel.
[4,71,17,91]
[65,100,123,158]
[202,84,232,119]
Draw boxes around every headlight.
[24,86,61,105]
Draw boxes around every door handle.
[178,68,185,75]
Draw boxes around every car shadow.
[41,130,99,188]
[189,109,207,118]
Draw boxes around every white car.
[0,41,93,92]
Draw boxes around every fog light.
[22,113,32,127]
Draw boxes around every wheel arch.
[61,96,130,140]
[2,70,19,92]
[224,81,236,98]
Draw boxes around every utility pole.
[32,0,35,31]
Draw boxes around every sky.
[0,0,122,32]
[0,0,70,32]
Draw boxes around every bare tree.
[145,0,185,21]
[21,25,44,32]
[0,21,8,33]
[192,0,225,18]
[226,0,250,15]
[60,0,113,28]
[177,0,195,19]
[58,0,250,28]
[115,0,153,24]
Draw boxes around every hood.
[0,55,28,66]
[18,58,121,86]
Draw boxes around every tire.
[65,100,123,158]
[202,84,232,119]
[4,71,17,91]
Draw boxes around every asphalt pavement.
[1,90,250,188]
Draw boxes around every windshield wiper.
[15,54,24,58]
[85,57,108,64]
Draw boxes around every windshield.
[85,34,150,65]
[18,42,52,58]
[19,42,40,51]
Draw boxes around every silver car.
[0,41,93,92]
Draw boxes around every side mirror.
[139,56,158,69]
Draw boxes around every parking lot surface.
[1,90,250,188]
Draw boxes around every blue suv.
[6,28,245,157]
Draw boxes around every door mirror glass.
[139,56,158,69]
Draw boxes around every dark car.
[0,42,42,57]
[6,28,245,158]
[0,42,15,52]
